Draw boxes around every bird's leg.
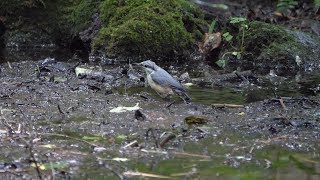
[181,96,192,104]
[166,100,176,108]
[162,95,171,101]
[176,92,192,104]
[161,94,176,108]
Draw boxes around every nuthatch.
[135,60,191,102]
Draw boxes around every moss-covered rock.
[0,1,52,46]
[232,21,320,75]
[0,0,45,14]
[59,0,102,35]
[93,0,206,59]
[1,0,206,59]
[0,0,99,47]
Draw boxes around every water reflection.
[84,137,320,179]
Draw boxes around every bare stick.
[212,103,244,108]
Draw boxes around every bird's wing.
[150,69,185,92]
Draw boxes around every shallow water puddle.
[72,136,320,179]
[118,74,320,105]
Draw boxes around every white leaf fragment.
[110,103,140,113]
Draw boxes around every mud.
[0,51,319,179]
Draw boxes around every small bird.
[135,60,191,102]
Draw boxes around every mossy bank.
[0,0,207,59]
[224,21,320,75]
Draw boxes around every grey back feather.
[150,68,185,92]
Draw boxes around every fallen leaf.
[110,103,140,113]
[39,144,56,149]
[199,32,222,54]
[112,157,130,162]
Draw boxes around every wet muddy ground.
[0,50,319,179]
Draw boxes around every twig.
[170,151,211,159]
[166,101,176,108]
[1,117,15,135]
[159,133,176,148]
[191,70,252,86]
[7,61,12,69]
[105,164,124,180]
[277,113,292,126]
[42,133,102,148]
[211,103,244,108]
[235,71,249,83]
[140,149,168,154]
[257,135,288,144]
[0,169,23,177]
[145,128,159,148]
[140,149,211,159]
[69,62,80,72]
[17,108,27,135]
[123,171,170,179]
[46,154,55,180]
[122,140,138,149]
[279,97,287,110]
[57,104,65,115]
[25,140,43,180]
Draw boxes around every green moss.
[2,0,206,58]
[244,21,297,58]
[0,0,46,15]
[61,0,102,35]
[1,0,100,45]
[94,0,206,58]
[185,116,208,124]
[231,21,320,74]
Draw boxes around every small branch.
[105,164,124,180]
[235,71,249,83]
[257,135,288,144]
[123,171,170,179]
[42,133,102,148]
[159,133,176,148]
[171,151,211,159]
[278,97,287,110]
[1,117,15,135]
[7,61,12,69]
[145,128,159,148]
[122,140,138,149]
[57,104,65,115]
[212,103,244,108]
[25,140,43,180]
[277,113,292,126]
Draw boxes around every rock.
[92,0,207,58]
[230,21,320,75]
[0,17,6,49]
[134,110,146,121]
[0,17,5,38]
[79,13,100,49]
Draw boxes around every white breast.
[146,73,173,97]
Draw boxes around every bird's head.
[134,60,158,74]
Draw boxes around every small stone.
[134,110,146,121]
